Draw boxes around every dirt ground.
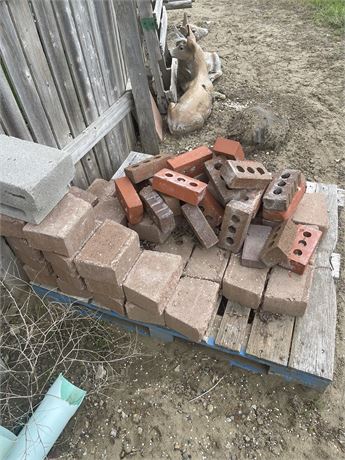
[53,1,344,459]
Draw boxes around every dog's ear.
[182,12,188,27]
[186,24,196,43]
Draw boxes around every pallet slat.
[215,302,250,352]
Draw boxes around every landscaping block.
[184,246,229,283]
[85,278,125,301]
[93,196,126,226]
[129,214,171,244]
[241,225,272,268]
[6,237,45,270]
[87,178,115,199]
[125,302,165,326]
[69,186,98,206]
[92,294,125,315]
[0,214,26,238]
[156,234,194,267]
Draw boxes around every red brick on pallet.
[166,146,213,177]
[184,246,229,283]
[260,219,297,267]
[92,293,126,316]
[129,214,171,244]
[285,225,322,274]
[139,185,175,233]
[292,192,329,233]
[165,276,220,342]
[93,196,126,226]
[181,204,218,249]
[220,160,272,189]
[262,265,314,316]
[152,169,207,206]
[84,278,125,301]
[241,225,272,269]
[199,189,224,228]
[125,154,172,184]
[6,237,45,269]
[213,137,245,160]
[222,254,269,309]
[218,200,252,253]
[123,250,183,315]
[23,194,96,257]
[262,180,306,222]
[263,170,303,211]
[75,220,141,285]
[125,302,165,326]
[69,186,98,207]
[87,178,115,199]
[23,263,57,287]
[0,214,26,238]
[115,177,143,225]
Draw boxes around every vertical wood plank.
[215,302,251,352]
[116,0,159,154]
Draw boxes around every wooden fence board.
[215,302,251,352]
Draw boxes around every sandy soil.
[53,1,344,459]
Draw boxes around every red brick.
[139,186,175,233]
[23,194,96,257]
[241,225,272,268]
[123,250,183,314]
[87,178,115,199]
[125,154,172,183]
[43,251,78,279]
[263,170,303,211]
[126,301,165,326]
[184,246,229,283]
[220,160,272,189]
[262,265,314,316]
[115,176,143,225]
[93,196,126,226]
[166,146,213,177]
[75,220,141,285]
[56,276,91,299]
[213,137,245,160]
[152,169,207,206]
[181,204,218,249]
[262,180,306,221]
[69,186,98,206]
[92,293,125,315]
[129,214,171,244]
[204,157,245,205]
[218,200,252,252]
[23,263,57,287]
[259,219,297,267]
[156,234,195,267]
[199,189,224,228]
[222,254,269,309]
[165,276,219,342]
[285,225,322,274]
[84,278,125,300]
[292,192,329,233]
[0,214,26,238]
[6,237,44,269]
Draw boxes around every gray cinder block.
[0,135,74,224]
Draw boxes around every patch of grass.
[308,0,345,29]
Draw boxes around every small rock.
[207,404,214,414]
[133,413,141,424]
[174,442,181,450]
[137,426,143,435]
[110,428,117,438]
[257,417,264,425]
[174,365,181,373]
[123,443,132,454]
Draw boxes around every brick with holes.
[204,157,245,206]
[263,169,303,211]
[262,179,306,222]
[223,254,269,309]
[152,169,207,205]
[292,192,329,233]
[199,189,224,228]
[213,137,245,160]
[259,219,297,267]
[220,160,272,189]
[242,188,265,217]
[139,185,175,233]
[181,204,218,249]
[87,178,115,199]
[241,225,272,268]
[284,225,322,274]
[166,146,213,177]
[129,214,171,244]
[115,176,143,225]
[125,154,172,184]
[218,200,252,253]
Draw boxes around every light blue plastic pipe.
[0,374,86,460]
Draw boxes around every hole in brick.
[293,249,303,256]
[247,167,255,174]
[231,215,240,223]
[237,165,245,173]
[155,155,162,159]
[303,231,312,238]
[143,160,151,163]
[281,172,290,179]
[214,162,222,170]
[165,172,173,177]
[206,215,214,224]
[228,225,236,233]
[189,182,198,187]
[226,237,234,245]
[244,196,250,201]
[298,240,307,246]
[177,177,186,182]
[217,296,228,316]
[225,184,232,190]
[257,167,265,175]
[132,164,140,168]
[248,309,255,324]
[277,180,287,187]
[199,205,205,212]
[273,187,282,195]
[269,240,275,247]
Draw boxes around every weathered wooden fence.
[0,0,137,188]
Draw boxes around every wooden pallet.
[32,182,342,391]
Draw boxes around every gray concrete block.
[0,135,74,224]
